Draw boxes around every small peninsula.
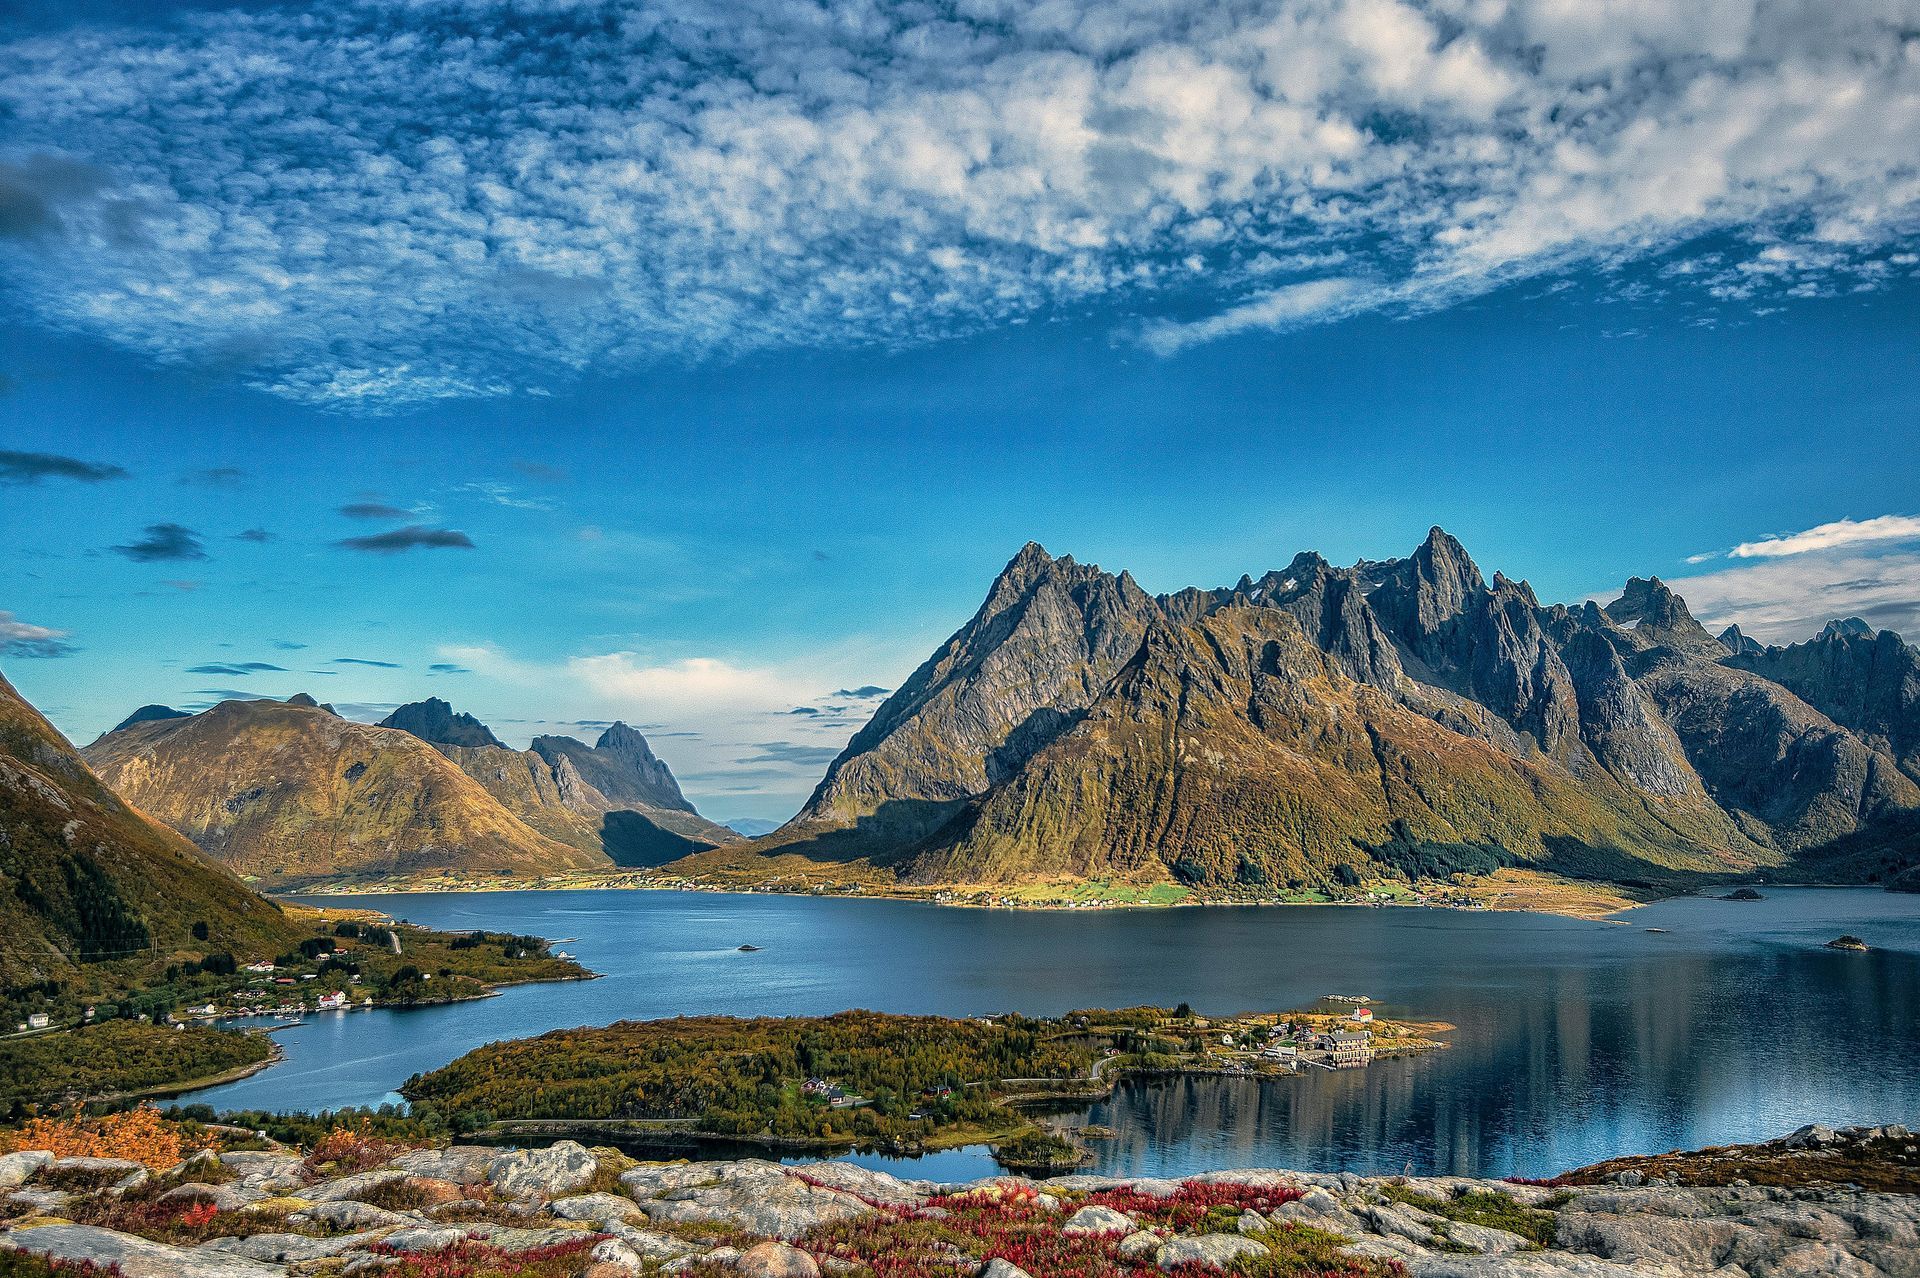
[402,1005,1447,1168]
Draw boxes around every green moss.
[1378,1185,1559,1248]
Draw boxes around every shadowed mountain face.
[378,697,504,749]
[697,530,1920,894]
[1,671,294,983]
[1726,626,1920,783]
[81,698,609,885]
[379,701,737,862]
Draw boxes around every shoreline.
[104,1032,287,1103]
[272,867,1674,922]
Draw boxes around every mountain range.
[0,670,295,986]
[78,696,732,887]
[681,530,1920,895]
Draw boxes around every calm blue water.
[180,887,1920,1181]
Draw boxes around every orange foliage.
[302,1120,409,1176]
[0,1106,191,1170]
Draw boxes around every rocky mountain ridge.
[698,530,1920,894]
[378,700,738,864]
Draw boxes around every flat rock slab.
[638,1164,873,1240]
[3,1223,288,1278]
[786,1160,932,1208]
[1156,1233,1271,1270]
[309,1169,412,1202]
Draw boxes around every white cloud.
[0,0,1916,407]
[435,637,919,819]
[566,653,810,720]
[1138,277,1369,354]
[1671,550,1920,644]
[0,610,77,658]
[1728,514,1920,559]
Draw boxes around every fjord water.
[183,888,1920,1180]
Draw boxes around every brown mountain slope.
[375,699,738,863]
[0,670,294,985]
[81,698,607,886]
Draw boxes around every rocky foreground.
[2,1126,1917,1278]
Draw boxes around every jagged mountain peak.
[531,724,694,814]
[1604,577,1718,651]
[1719,624,1765,657]
[282,693,336,713]
[1820,617,1875,641]
[379,696,504,749]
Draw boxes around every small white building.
[317,991,348,1010]
[26,1013,50,1030]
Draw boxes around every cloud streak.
[1,448,126,484]
[0,0,1914,408]
[1727,515,1920,559]
[111,522,206,562]
[335,525,475,553]
[0,611,76,658]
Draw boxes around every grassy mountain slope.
[81,698,606,886]
[0,670,295,986]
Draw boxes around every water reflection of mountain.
[1081,947,1920,1180]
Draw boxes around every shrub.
[0,1106,190,1170]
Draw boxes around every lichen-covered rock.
[590,1237,645,1272]
[159,1182,254,1212]
[308,1168,411,1202]
[552,1191,647,1225]
[379,1227,468,1253]
[635,1161,871,1240]
[197,1231,381,1264]
[1064,1204,1135,1234]
[0,1153,52,1189]
[290,1199,413,1230]
[1156,1233,1270,1270]
[979,1261,1034,1278]
[391,1145,497,1185]
[487,1139,598,1199]
[788,1160,931,1208]
[605,1222,704,1263]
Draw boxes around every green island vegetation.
[1,911,589,1116]
[403,1004,1448,1163]
[0,1022,274,1109]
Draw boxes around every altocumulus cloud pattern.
[1,0,1916,410]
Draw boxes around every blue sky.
[3,0,1919,821]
